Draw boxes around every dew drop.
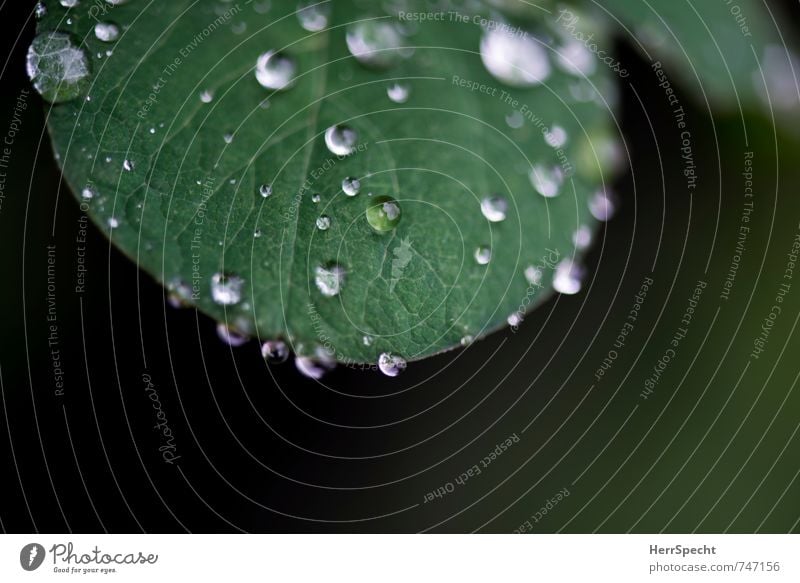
[35,2,47,18]
[460,335,474,347]
[324,124,358,156]
[588,189,616,221]
[524,265,542,285]
[572,224,592,250]
[366,195,401,233]
[378,352,406,377]
[545,125,568,148]
[316,215,331,230]
[480,195,508,223]
[107,216,119,229]
[556,39,597,77]
[295,347,336,379]
[311,193,321,203]
[255,50,297,91]
[200,89,214,103]
[223,132,234,144]
[211,272,244,305]
[342,176,361,196]
[94,22,120,43]
[259,183,273,198]
[552,259,584,295]
[59,0,79,7]
[314,263,346,297]
[529,164,563,198]
[480,27,550,87]
[261,340,289,363]
[296,1,330,32]
[26,32,91,103]
[166,278,192,308]
[216,323,249,347]
[387,82,410,103]
[81,186,95,200]
[123,159,134,172]
[346,20,405,69]
[506,109,524,129]
[362,335,373,346]
[253,228,263,238]
[474,246,492,265]
[507,312,524,326]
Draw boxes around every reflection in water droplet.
[387,82,410,103]
[259,184,273,198]
[346,20,405,69]
[261,340,289,363]
[588,189,616,221]
[94,22,120,42]
[366,195,401,233]
[324,124,358,156]
[211,273,244,305]
[255,50,297,91]
[342,176,361,196]
[26,32,91,103]
[216,323,249,347]
[529,164,563,198]
[474,246,491,265]
[480,195,508,222]
[552,259,584,295]
[296,1,330,32]
[315,264,346,297]
[480,27,550,87]
[316,215,331,230]
[378,352,406,377]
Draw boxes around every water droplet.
[223,132,235,144]
[366,195,401,233]
[553,259,584,295]
[507,312,523,326]
[545,125,568,148]
[259,184,273,198]
[261,340,289,363]
[460,335,474,347]
[255,50,297,91]
[342,176,361,196]
[123,159,134,172]
[211,273,244,305]
[387,82,410,103]
[362,335,373,346]
[253,228,263,238]
[529,164,563,198]
[81,186,95,200]
[105,0,130,5]
[216,323,249,347]
[231,21,247,35]
[480,27,550,87]
[588,189,616,221]
[108,216,119,229]
[200,89,214,103]
[346,20,405,69]
[556,39,596,76]
[572,225,592,250]
[314,264,346,297]
[506,109,524,129]
[378,352,406,377]
[296,1,330,31]
[324,124,358,156]
[311,193,321,203]
[474,246,492,265]
[166,278,192,308]
[60,0,79,7]
[26,32,91,103]
[94,22,120,43]
[35,2,46,19]
[480,195,508,222]
[295,347,335,379]
[524,265,542,285]
[316,215,331,230]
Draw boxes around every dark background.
[1,0,799,533]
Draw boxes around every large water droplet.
[26,32,91,103]
[94,22,120,43]
[479,28,550,87]
[529,164,564,198]
[342,176,361,196]
[261,340,289,363]
[211,273,244,305]
[255,50,297,91]
[314,264,346,297]
[295,347,336,379]
[346,20,405,69]
[216,323,249,347]
[366,195,401,233]
[296,1,330,31]
[378,352,406,377]
[474,246,492,265]
[316,215,331,230]
[387,82,410,103]
[324,124,358,156]
[552,259,584,295]
[480,195,508,222]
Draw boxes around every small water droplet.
[35,2,47,19]
[362,335,373,346]
[553,259,584,295]
[524,265,542,285]
[460,335,474,347]
[231,21,247,35]
[506,109,524,129]
[166,278,192,308]
[378,352,406,377]
[60,0,79,7]
[200,89,214,103]
[529,164,563,198]
[81,186,95,200]
[475,246,492,265]
[211,272,244,305]
[314,263,346,297]
[259,184,273,198]
[588,189,616,221]
[108,216,119,228]
[545,125,568,148]
[122,159,134,172]
[261,340,289,363]
[342,176,361,196]
[366,195,401,233]
[316,215,331,230]
[296,1,330,32]
[387,82,410,103]
[324,124,358,156]
[346,20,405,69]
[311,193,321,203]
[556,39,596,77]
[253,228,263,238]
[255,50,297,91]
[507,312,523,326]
[223,131,234,144]
[94,22,120,42]
[572,225,592,250]
[216,323,249,347]
[480,27,550,87]
[26,32,91,103]
[480,195,508,222]
[295,347,335,379]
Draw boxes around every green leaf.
[36,0,620,367]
